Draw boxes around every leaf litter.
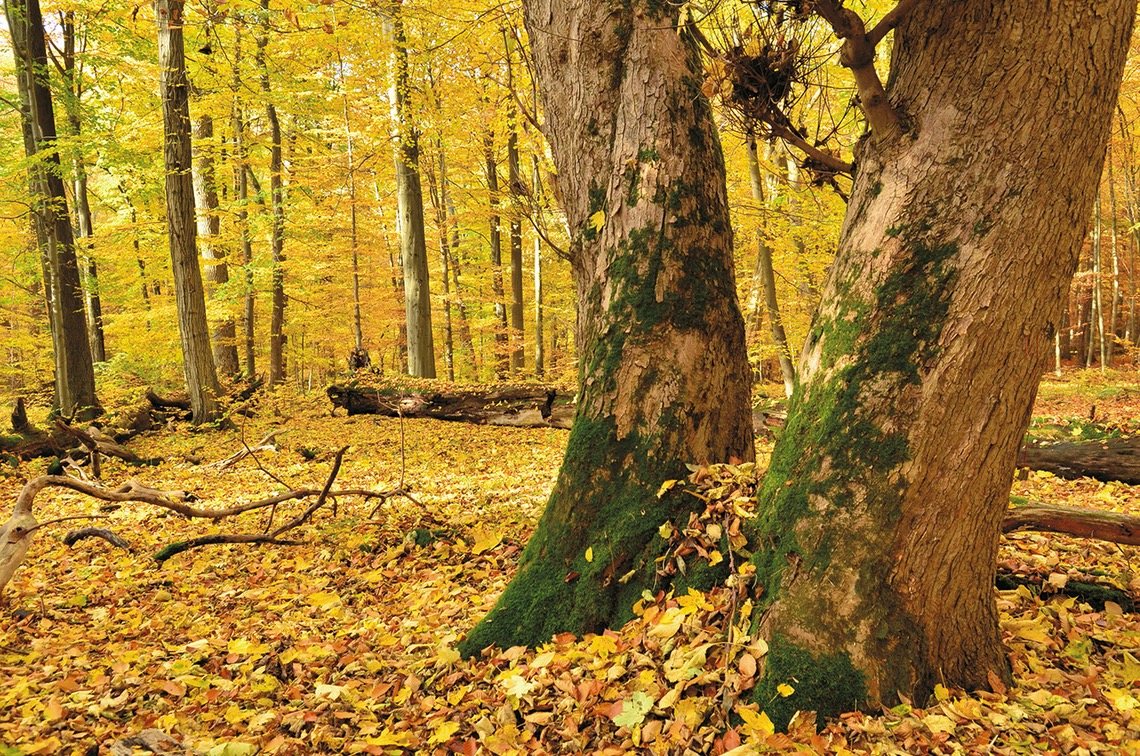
[0,381,1139,754]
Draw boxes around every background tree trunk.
[460,0,754,655]
[750,0,1135,728]
[747,136,795,396]
[486,132,509,378]
[193,112,240,377]
[386,3,436,379]
[157,0,221,424]
[257,0,286,387]
[5,0,99,420]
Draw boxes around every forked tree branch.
[867,0,921,47]
[810,0,905,140]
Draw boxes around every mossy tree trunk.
[749,0,1136,728]
[459,0,754,655]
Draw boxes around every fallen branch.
[212,429,284,469]
[0,450,409,592]
[328,383,575,428]
[63,527,132,552]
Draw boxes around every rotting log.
[327,384,576,428]
[1019,436,1140,484]
[1003,501,1140,545]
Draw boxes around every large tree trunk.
[750,0,1135,728]
[157,0,221,424]
[459,0,754,655]
[386,3,436,379]
[5,0,100,420]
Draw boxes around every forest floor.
[2,372,1140,755]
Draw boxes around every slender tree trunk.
[385,3,435,378]
[533,157,545,378]
[425,151,455,381]
[5,0,99,420]
[1096,193,1107,372]
[193,113,240,377]
[505,37,525,374]
[461,0,754,655]
[442,150,477,375]
[333,20,365,359]
[256,0,286,386]
[1108,148,1121,365]
[486,132,509,378]
[751,0,1134,726]
[747,136,795,396]
[157,0,221,423]
[231,24,255,378]
[59,14,106,364]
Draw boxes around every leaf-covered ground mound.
[2,376,1140,755]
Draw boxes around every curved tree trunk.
[157,0,221,424]
[460,0,754,655]
[750,0,1135,728]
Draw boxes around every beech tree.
[157,0,222,424]
[459,0,756,654]
[461,0,1138,727]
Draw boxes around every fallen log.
[1003,501,1140,545]
[1019,435,1140,484]
[327,384,576,429]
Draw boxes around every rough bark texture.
[459,0,754,655]
[750,0,1136,728]
[5,0,99,420]
[327,384,574,428]
[1020,436,1140,485]
[157,0,221,424]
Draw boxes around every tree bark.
[230,22,255,379]
[506,38,525,375]
[157,0,221,424]
[486,131,509,378]
[460,0,754,655]
[256,0,286,387]
[193,112,240,377]
[747,136,795,396]
[59,13,106,365]
[4,0,100,420]
[386,3,436,379]
[750,0,1135,728]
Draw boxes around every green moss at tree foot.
[753,635,867,732]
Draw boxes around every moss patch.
[753,635,867,731]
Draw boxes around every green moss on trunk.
[754,635,866,731]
